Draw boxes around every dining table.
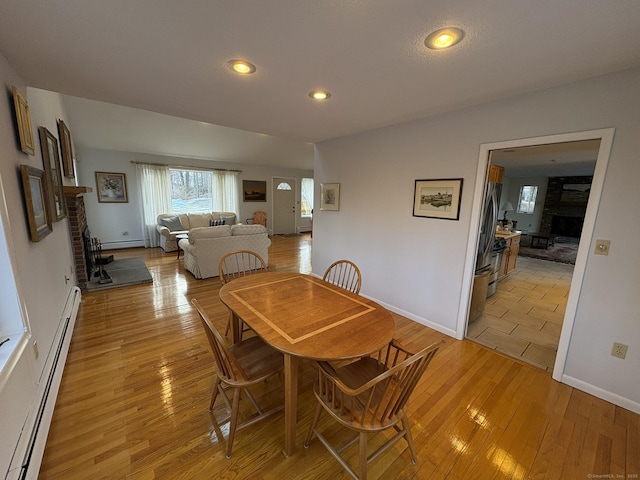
[218,271,395,457]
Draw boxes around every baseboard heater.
[15,286,81,480]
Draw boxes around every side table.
[176,233,189,259]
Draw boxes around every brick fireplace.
[64,186,92,292]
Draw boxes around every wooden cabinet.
[488,164,504,184]
[498,232,520,279]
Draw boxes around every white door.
[272,177,296,235]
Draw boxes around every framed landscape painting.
[12,87,35,155]
[39,127,66,221]
[243,180,267,202]
[20,165,52,242]
[413,178,463,220]
[58,119,75,178]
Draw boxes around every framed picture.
[243,180,267,202]
[39,127,66,221]
[58,119,75,178]
[20,165,52,242]
[12,87,35,155]
[413,178,463,220]
[96,171,128,203]
[560,183,591,205]
[320,183,340,211]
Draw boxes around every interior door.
[272,177,296,235]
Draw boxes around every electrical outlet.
[33,341,39,359]
[611,342,628,359]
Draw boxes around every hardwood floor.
[40,234,639,479]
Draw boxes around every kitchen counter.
[496,230,522,240]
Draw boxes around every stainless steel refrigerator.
[475,179,506,298]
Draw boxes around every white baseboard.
[561,374,640,415]
[101,240,145,250]
[7,287,81,479]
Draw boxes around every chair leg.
[226,387,242,459]
[359,431,368,480]
[304,402,323,448]
[209,377,222,412]
[401,413,418,464]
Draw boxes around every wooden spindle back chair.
[191,299,284,459]
[323,259,362,294]
[304,339,443,479]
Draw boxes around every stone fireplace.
[539,176,591,238]
[64,186,92,292]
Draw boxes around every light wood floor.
[40,234,639,479]
[467,256,573,371]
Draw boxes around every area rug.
[517,236,579,264]
[86,257,153,292]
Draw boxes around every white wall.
[0,54,76,472]
[313,68,640,410]
[76,148,314,247]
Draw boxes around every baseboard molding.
[561,374,640,414]
[101,240,145,250]
[7,287,81,479]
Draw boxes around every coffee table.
[175,233,188,259]
[530,233,555,249]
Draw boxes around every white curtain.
[212,171,238,214]
[136,163,171,247]
[301,178,314,216]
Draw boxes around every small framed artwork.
[20,165,52,242]
[320,183,340,211]
[243,180,267,202]
[96,171,128,203]
[58,119,75,178]
[413,178,463,220]
[39,127,66,221]
[12,87,35,155]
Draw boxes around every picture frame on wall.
[38,127,66,221]
[95,171,128,203]
[20,165,52,242]
[320,183,340,211]
[58,119,75,178]
[243,180,267,202]
[412,178,463,220]
[12,86,35,155]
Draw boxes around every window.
[301,178,314,217]
[517,185,538,214]
[169,168,238,214]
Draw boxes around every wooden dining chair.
[191,299,284,459]
[219,250,268,337]
[304,339,443,480]
[323,259,362,294]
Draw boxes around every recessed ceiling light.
[425,27,464,49]
[226,59,256,74]
[309,90,331,101]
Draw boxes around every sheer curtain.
[136,163,171,247]
[212,171,238,214]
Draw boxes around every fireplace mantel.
[64,186,93,197]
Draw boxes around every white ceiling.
[1,1,640,170]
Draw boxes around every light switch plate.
[594,239,610,255]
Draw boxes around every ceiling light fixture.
[226,59,256,74]
[425,27,464,49]
[309,90,331,101]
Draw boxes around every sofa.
[156,212,237,252]
[178,224,271,279]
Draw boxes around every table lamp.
[501,202,514,226]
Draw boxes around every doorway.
[459,128,615,382]
[272,177,297,235]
